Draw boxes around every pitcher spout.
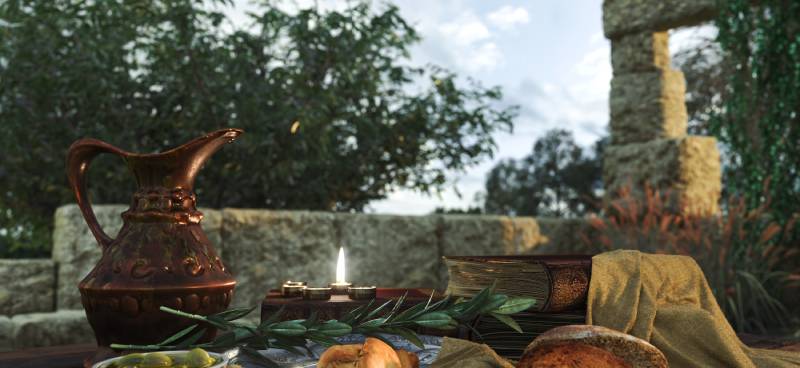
[126,128,244,191]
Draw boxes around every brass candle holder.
[303,287,332,301]
[281,281,307,297]
[329,282,352,295]
[347,286,377,300]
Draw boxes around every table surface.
[1,335,798,368]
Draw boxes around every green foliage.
[584,185,800,334]
[432,206,483,215]
[713,0,800,224]
[110,287,536,366]
[483,129,605,217]
[0,1,515,257]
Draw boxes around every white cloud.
[464,42,503,72]
[440,13,491,45]
[433,12,503,71]
[487,5,529,30]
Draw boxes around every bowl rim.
[91,350,228,368]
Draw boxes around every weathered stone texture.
[339,214,442,289]
[524,218,598,255]
[52,204,223,310]
[0,316,13,352]
[440,215,514,257]
[221,209,339,310]
[603,0,716,39]
[10,310,94,349]
[603,137,721,215]
[0,259,56,315]
[511,217,547,254]
[610,69,688,144]
[611,31,670,74]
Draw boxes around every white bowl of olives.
[92,348,228,368]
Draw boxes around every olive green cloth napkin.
[587,250,800,368]
[430,337,515,368]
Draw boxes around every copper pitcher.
[66,128,242,347]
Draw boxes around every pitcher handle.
[66,139,127,249]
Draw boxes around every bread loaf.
[516,325,667,368]
[317,337,419,368]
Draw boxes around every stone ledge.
[0,259,56,315]
[524,218,598,255]
[603,0,716,39]
[5,310,94,351]
[603,136,721,215]
[611,31,670,75]
[220,209,339,310]
[609,69,688,145]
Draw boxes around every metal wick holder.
[347,286,377,300]
[303,287,332,301]
[281,281,307,297]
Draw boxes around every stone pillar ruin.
[602,0,722,215]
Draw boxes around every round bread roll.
[396,349,420,368]
[517,325,667,368]
[519,342,632,368]
[318,337,402,368]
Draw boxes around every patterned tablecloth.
[229,334,443,368]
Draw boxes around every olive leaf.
[110,287,535,368]
[491,297,537,315]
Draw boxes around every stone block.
[0,259,56,315]
[53,204,126,310]
[440,215,515,257]
[200,207,224,257]
[10,310,95,349]
[52,204,223,310]
[603,0,716,39]
[611,31,670,75]
[511,217,547,254]
[603,136,721,215]
[339,214,442,289]
[221,209,339,310]
[609,69,688,144]
[0,316,12,352]
[527,218,598,255]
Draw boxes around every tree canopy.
[0,1,515,256]
[483,129,605,218]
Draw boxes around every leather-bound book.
[444,255,592,312]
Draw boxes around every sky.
[368,0,612,214]
[225,0,713,215]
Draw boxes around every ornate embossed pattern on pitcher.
[66,129,242,347]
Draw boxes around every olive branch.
[110,286,535,367]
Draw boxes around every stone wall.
[0,205,590,351]
[603,0,721,216]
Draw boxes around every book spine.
[542,262,591,312]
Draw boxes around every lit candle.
[329,247,352,295]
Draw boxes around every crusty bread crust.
[520,325,667,368]
[517,342,632,368]
[318,344,362,367]
[317,338,404,368]
[396,349,420,368]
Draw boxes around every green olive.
[116,353,144,365]
[185,348,215,368]
[140,352,173,368]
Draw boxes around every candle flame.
[336,247,346,283]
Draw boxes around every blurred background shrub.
[583,183,800,335]
[0,1,516,257]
